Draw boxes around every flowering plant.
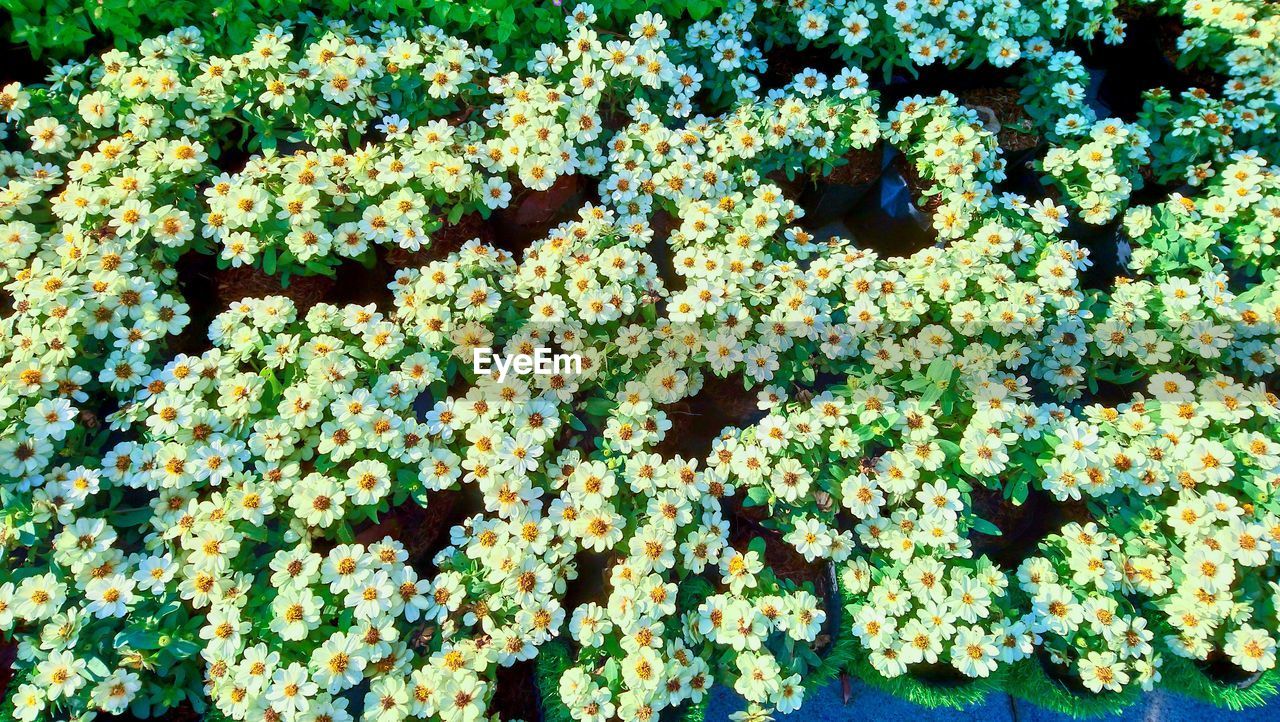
[0,3,1279,722]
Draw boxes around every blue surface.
[703,677,1280,721]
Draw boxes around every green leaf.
[87,657,111,678]
[116,629,161,650]
[926,357,952,383]
[112,506,154,528]
[583,397,613,418]
[241,523,269,543]
[336,522,355,544]
[397,467,419,489]
[304,259,339,277]
[167,639,200,658]
[745,485,771,508]
[1010,477,1030,505]
[969,517,1002,537]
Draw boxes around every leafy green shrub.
[0,0,719,60]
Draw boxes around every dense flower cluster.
[1041,118,1150,224]
[1019,370,1280,691]
[0,2,1278,722]
[1171,0,1279,154]
[1124,152,1280,276]
[755,0,1127,74]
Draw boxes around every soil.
[488,660,544,721]
[967,486,1092,570]
[315,254,402,310]
[353,490,464,568]
[1149,16,1229,93]
[994,146,1047,200]
[879,64,1022,108]
[1069,218,1126,292]
[654,374,764,461]
[758,44,846,95]
[104,702,201,722]
[1068,10,1228,120]
[654,396,729,460]
[0,637,14,703]
[735,29,1030,106]
[213,263,337,310]
[490,175,598,258]
[171,251,220,357]
[967,485,1044,564]
[171,242,401,358]
[0,40,56,85]
[824,143,885,187]
[800,147,885,232]
[725,499,815,588]
[561,550,615,614]
[1086,377,1145,409]
[957,88,1040,153]
[646,211,684,292]
[765,169,809,203]
[891,154,944,219]
[726,499,839,655]
[385,211,498,268]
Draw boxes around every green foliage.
[1161,656,1280,711]
[0,0,718,61]
[536,639,710,722]
[1138,88,1236,186]
[1004,658,1139,717]
[535,640,576,722]
[843,655,1000,710]
[419,0,717,57]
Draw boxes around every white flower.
[23,398,76,441]
[375,114,409,138]
[951,626,999,677]
[84,574,136,618]
[36,650,87,700]
[12,684,45,722]
[1078,651,1129,693]
[1225,625,1277,673]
